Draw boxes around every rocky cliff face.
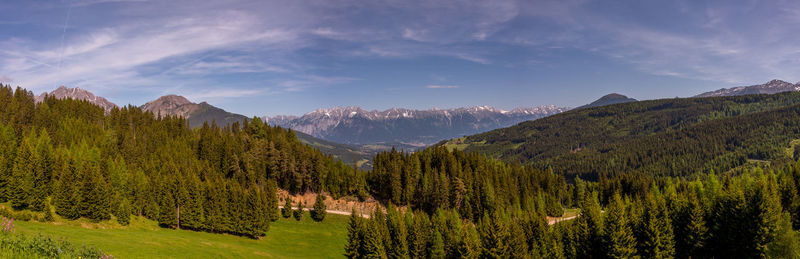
[141,95,199,118]
[35,86,118,112]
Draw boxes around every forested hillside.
[446,92,800,179]
[351,149,800,258]
[0,84,366,238]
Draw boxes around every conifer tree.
[429,229,445,259]
[639,191,674,259]
[116,197,132,226]
[345,209,365,259]
[407,211,429,258]
[266,179,280,222]
[0,123,15,203]
[282,198,292,218]
[677,191,706,258]
[363,218,388,259]
[293,201,304,221]
[576,191,604,258]
[479,213,510,258]
[385,207,409,259]
[603,193,637,258]
[312,193,327,222]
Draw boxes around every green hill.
[443,92,800,178]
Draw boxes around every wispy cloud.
[280,75,360,92]
[426,85,460,89]
[184,88,266,102]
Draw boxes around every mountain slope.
[442,91,800,178]
[265,105,568,146]
[695,79,800,97]
[35,86,118,112]
[576,93,637,109]
[141,95,248,128]
[140,95,377,167]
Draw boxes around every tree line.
[349,159,800,258]
[0,85,357,238]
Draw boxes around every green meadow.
[13,213,349,258]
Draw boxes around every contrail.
[57,1,73,73]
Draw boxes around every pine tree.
[479,213,510,258]
[576,191,604,258]
[116,197,132,226]
[385,207,409,259]
[363,218,388,259]
[677,191,706,258]
[293,201,304,221]
[603,193,637,258]
[345,209,365,259]
[282,198,292,218]
[429,229,445,259]
[767,212,800,258]
[312,193,327,222]
[266,179,280,222]
[0,123,15,202]
[639,191,674,259]
[407,211,429,258]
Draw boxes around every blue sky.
[1,0,799,117]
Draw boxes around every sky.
[1,0,799,117]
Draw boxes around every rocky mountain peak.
[35,86,119,112]
[141,95,198,118]
[695,79,800,98]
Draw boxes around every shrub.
[293,202,304,221]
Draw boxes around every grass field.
[14,213,349,258]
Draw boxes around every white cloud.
[0,75,12,83]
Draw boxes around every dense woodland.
[350,156,800,258]
[457,92,800,179]
[0,85,365,238]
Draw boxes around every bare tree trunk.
[176,205,181,229]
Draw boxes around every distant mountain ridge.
[35,86,118,112]
[577,93,637,109]
[264,105,569,146]
[141,95,248,128]
[695,79,800,97]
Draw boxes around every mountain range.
[695,79,800,97]
[264,105,568,146]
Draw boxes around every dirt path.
[279,206,371,219]
[547,215,578,225]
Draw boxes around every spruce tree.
[282,198,293,218]
[266,179,280,222]
[603,193,637,258]
[363,218,388,259]
[678,192,707,258]
[576,191,604,258]
[293,201,304,221]
[345,209,365,259]
[429,229,445,259]
[0,123,15,202]
[312,193,327,222]
[116,197,132,226]
[385,207,409,259]
[639,191,674,259]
